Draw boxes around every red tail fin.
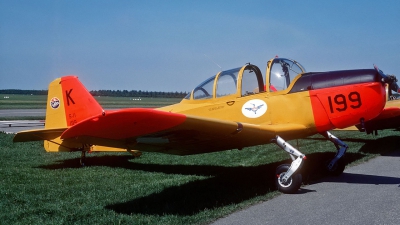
[56,76,103,127]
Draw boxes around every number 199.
[328,91,362,113]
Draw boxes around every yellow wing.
[58,109,310,155]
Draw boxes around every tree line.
[0,89,188,98]
[0,89,48,95]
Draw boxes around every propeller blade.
[374,64,390,83]
[374,64,399,95]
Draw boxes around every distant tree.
[0,89,48,95]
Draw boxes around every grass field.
[1,130,399,225]
[0,94,182,120]
[0,94,47,109]
[0,94,181,110]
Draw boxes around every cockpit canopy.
[185,58,307,100]
[185,64,265,100]
[269,58,306,92]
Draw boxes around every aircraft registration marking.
[242,99,267,118]
[209,106,224,111]
[327,91,362,113]
[65,89,75,106]
[68,113,78,126]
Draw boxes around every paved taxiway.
[0,109,45,133]
[0,121,44,133]
[0,109,45,117]
[212,151,400,225]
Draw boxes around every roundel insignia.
[50,97,60,109]
[242,99,267,118]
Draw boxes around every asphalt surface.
[0,121,44,133]
[0,109,45,133]
[0,109,45,117]
[211,151,400,225]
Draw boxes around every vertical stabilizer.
[44,76,103,151]
[14,76,125,153]
[45,76,103,129]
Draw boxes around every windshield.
[190,67,241,100]
[192,75,215,99]
[269,58,306,91]
[216,68,240,97]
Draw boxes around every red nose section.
[310,82,386,131]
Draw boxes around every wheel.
[79,157,86,167]
[275,164,302,194]
[325,158,346,176]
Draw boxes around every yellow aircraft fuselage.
[12,57,392,194]
[14,57,386,154]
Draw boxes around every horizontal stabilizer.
[13,128,67,142]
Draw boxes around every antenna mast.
[204,54,222,70]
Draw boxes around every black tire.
[325,158,346,176]
[275,164,302,194]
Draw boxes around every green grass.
[93,96,181,108]
[1,130,399,224]
[0,94,182,120]
[0,94,181,110]
[0,94,47,109]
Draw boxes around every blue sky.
[1,0,399,92]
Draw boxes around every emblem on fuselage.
[50,97,60,109]
[242,99,267,118]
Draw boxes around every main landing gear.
[78,146,142,167]
[273,131,348,194]
[273,136,306,194]
[79,144,92,167]
[320,131,348,176]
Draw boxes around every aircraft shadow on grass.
[35,135,400,216]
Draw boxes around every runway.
[0,109,45,133]
[0,109,45,117]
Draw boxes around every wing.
[58,108,309,155]
[356,107,400,132]
[336,99,400,132]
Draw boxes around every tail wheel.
[275,164,302,194]
[80,151,86,167]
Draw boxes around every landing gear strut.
[79,144,92,167]
[80,151,86,167]
[320,131,348,176]
[273,136,306,194]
